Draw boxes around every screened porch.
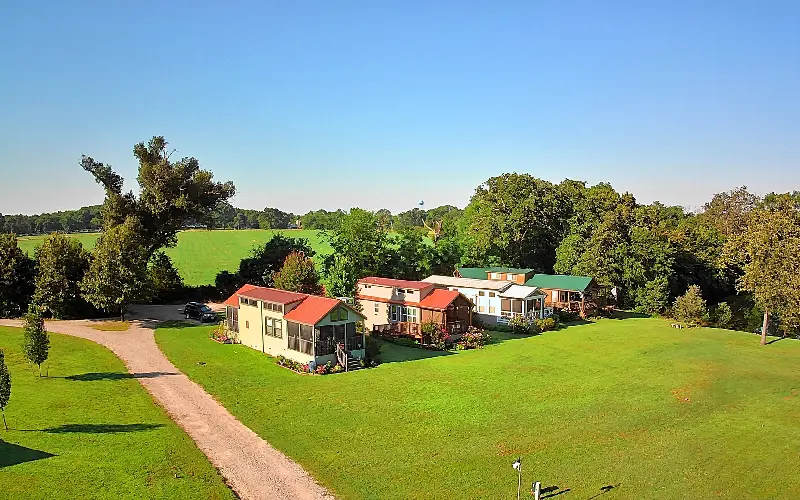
[286,321,364,357]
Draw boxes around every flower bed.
[276,356,347,375]
[455,326,491,350]
[209,322,236,344]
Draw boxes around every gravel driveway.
[0,305,334,500]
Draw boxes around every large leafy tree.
[32,233,92,319]
[323,255,360,299]
[700,186,759,239]
[731,194,800,344]
[462,174,570,270]
[80,218,150,320]
[237,235,315,287]
[81,136,235,259]
[147,251,185,302]
[272,251,324,295]
[0,233,35,317]
[323,209,394,279]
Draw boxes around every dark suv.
[183,302,217,322]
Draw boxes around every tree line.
[1,137,799,344]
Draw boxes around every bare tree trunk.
[761,310,769,346]
[120,306,125,322]
[2,410,6,430]
[38,363,41,378]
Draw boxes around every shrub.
[713,302,733,329]
[421,320,452,350]
[491,323,513,333]
[508,315,537,335]
[555,310,580,323]
[365,335,382,365]
[456,326,491,350]
[209,321,235,344]
[535,317,557,332]
[672,285,708,327]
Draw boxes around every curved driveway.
[0,305,334,500]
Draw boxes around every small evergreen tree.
[272,251,324,295]
[147,251,184,302]
[22,305,50,377]
[672,285,708,327]
[713,302,733,329]
[0,350,11,430]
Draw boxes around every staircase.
[346,358,363,372]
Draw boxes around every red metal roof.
[358,276,435,290]
[223,284,260,307]
[239,287,308,304]
[418,289,462,311]
[284,295,365,325]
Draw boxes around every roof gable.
[525,274,593,292]
[284,295,365,325]
[223,284,259,307]
[418,289,463,310]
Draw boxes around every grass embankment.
[154,318,800,499]
[17,229,333,286]
[0,326,234,500]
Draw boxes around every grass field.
[17,229,333,286]
[155,318,800,499]
[0,326,234,500]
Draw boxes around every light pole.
[512,457,522,500]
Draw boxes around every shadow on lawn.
[376,339,454,364]
[609,310,650,320]
[38,423,164,434]
[64,371,178,381]
[586,483,621,499]
[540,485,571,498]
[0,441,55,468]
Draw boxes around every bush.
[535,317,557,332]
[555,310,580,323]
[713,302,733,329]
[209,321,236,344]
[508,315,537,335]
[456,326,491,350]
[672,285,708,326]
[421,320,452,350]
[365,335,382,365]
[490,323,513,333]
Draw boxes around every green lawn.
[155,318,800,499]
[0,326,234,500]
[17,229,332,286]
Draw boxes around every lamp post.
[512,457,522,500]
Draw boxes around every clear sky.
[1,1,798,215]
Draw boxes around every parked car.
[184,302,217,322]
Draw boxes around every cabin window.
[559,291,570,302]
[452,288,458,292]
[512,300,522,313]
[488,292,496,298]
[478,305,486,313]
[374,302,379,314]
[245,320,249,329]
[490,272,500,279]
[507,274,516,280]
[330,307,348,322]
[489,305,496,313]
[265,318,282,338]
[405,307,418,323]
[501,298,511,312]
[396,288,405,294]
[390,305,400,322]
[478,291,485,296]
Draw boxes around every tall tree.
[323,209,394,279]
[394,229,427,281]
[32,234,91,319]
[237,235,315,287]
[0,350,9,430]
[323,255,360,299]
[22,305,50,377]
[272,251,324,295]
[80,218,149,320]
[81,136,235,259]
[700,186,758,239]
[730,195,800,344]
[462,174,571,270]
[147,251,185,302]
[0,233,35,318]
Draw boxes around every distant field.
[0,326,233,499]
[17,229,332,286]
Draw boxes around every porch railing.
[373,322,421,338]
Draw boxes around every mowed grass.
[17,229,333,286]
[89,321,130,331]
[155,319,800,499]
[0,326,234,500]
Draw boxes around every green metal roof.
[457,267,491,279]
[457,267,535,279]
[525,274,593,292]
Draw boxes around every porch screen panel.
[512,300,522,313]
[345,322,362,350]
[501,298,511,312]
[299,324,314,355]
[334,324,346,343]
[316,326,334,355]
[287,321,300,351]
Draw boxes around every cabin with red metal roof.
[224,285,366,369]
[355,277,473,339]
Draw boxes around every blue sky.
[1,1,798,215]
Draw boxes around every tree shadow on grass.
[39,423,164,434]
[63,371,177,381]
[609,310,650,320]
[0,440,55,468]
[540,485,571,498]
[586,483,621,499]
[152,319,208,330]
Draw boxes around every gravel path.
[0,306,334,500]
